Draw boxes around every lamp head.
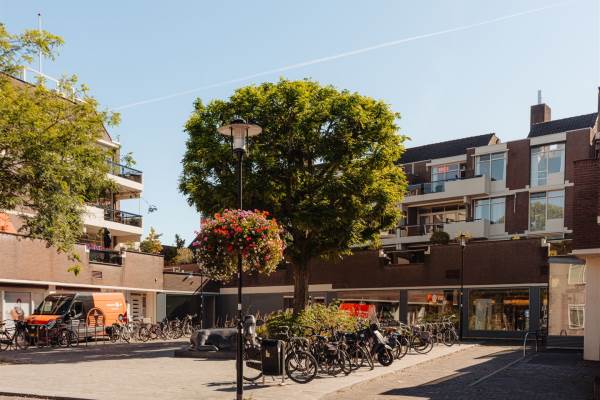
[217,118,262,152]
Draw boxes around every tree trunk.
[292,260,310,316]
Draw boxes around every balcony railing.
[399,223,444,237]
[102,207,142,227]
[107,160,143,183]
[407,179,456,196]
[89,249,122,265]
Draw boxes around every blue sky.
[1,1,598,245]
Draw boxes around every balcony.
[403,175,490,205]
[386,219,493,245]
[89,248,123,266]
[107,160,142,183]
[106,160,143,195]
[83,205,143,237]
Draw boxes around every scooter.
[360,323,394,366]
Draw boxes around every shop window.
[568,265,586,285]
[476,152,506,181]
[469,289,529,331]
[407,289,459,325]
[568,305,585,329]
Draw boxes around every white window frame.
[568,304,585,329]
[530,143,565,187]
[529,190,565,231]
[568,264,586,285]
[431,163,460,183]
[476,152,506,181]
[473,197,506,224]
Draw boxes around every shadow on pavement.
[380,348,600,400]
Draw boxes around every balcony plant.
[430,231,450,245]
[193,209,285,280]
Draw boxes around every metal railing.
[406,175,483,197]
[107,160,143,183]
[89,249,123,265]
[102,207,142,227]
[399,223,444,237]
[14,66,84,102]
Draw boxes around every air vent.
[92,271,103,279]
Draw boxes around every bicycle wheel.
[138,326,150,342]
[393,336,409,359]
[376,348,394,366]
[242,345,263,382]
[442,329,455,347]
[347,347,363,371]
[411,335,433,354]
[68,330,79,347]
[360,346,375,370]
[121,329,131,343]
[285,350,317,384]
[15,331,30,350]
[0,331,10,351]
[58,329,71,348]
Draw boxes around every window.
[531,143,565,187]
[431,163,460,182]
[568,305,585,329]
[476,152,506,181]
[407,289,459,325]
[529,190,564,231]
[469,289,530,331]
[474,197,505,224]
[568,264,586,285]
[417,204,467,229]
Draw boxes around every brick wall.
[223,238,548,289]
[573,159,600,250]
[506,139,531,190]
[505,192,530,234]
[0,232,163,290]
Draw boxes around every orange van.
[27,292,127,328]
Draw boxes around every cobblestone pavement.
[324,344,600,400]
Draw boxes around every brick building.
[216,88,600,341]
[0,68,196,324]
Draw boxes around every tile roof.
[399,133,496,164]
[528,113,597,138]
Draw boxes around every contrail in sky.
[114,2,570,110]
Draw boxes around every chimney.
[530,90,551,125]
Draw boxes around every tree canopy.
[180,79,407,313]
[0,23,119,272]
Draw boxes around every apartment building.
[0,68,181,323]
[215,88,600,340]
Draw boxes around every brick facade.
[573,159,600,250]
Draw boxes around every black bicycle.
[0,320,29,350]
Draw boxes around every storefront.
[336,290,400,325]
[406,289,459,324]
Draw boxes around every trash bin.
[260,339,285,376]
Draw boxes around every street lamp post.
[458,233,467,342]
[217,118,262,400]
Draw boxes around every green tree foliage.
[0,24,119,273]
[430,231,450,245]
[262,303,359,338]
[174,233,186,248]
[172,247,194,265]
[180,79,407,313]
[140,227,163,254]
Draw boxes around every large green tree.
[180,79,407,313]
[0,24,118,272]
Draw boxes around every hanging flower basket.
[193,209,285,280]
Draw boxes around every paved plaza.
[0,341,597,399]
[0,340,471,400]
